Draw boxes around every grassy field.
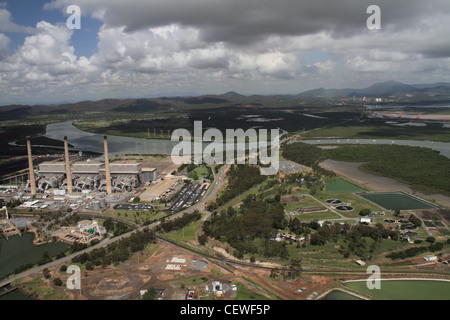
[325,178,368,193]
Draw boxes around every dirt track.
[48,238,336,300]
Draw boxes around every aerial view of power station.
[0,0,449,309]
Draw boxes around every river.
[44,120,180,157]
[43,120,283,162]
[42,121,450,159]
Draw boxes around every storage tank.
[92,201,101,211]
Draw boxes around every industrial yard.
[0,133,209,248]
[12,237,335,301]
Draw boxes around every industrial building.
[54,220,106,244]
[26,136,157,195]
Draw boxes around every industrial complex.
[29,136,157,195]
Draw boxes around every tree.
[198,234,207,245]
[141,287,159,300]
[53,278,63,286]
[43,268,51,279]
[426,236,436,243]
[133,197,141,203]
[409,214,422,227]
[359,208,371,216]
[288,258,302,279]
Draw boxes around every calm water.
[43,121,450,160]
[343,280,450,300]
[0,288,34,300]
[321,290,361,300]
[43,120,271,159]
[0,233,68,280]
[44,120,180,156]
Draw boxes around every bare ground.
[38,238,337,301]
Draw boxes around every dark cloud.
[47,0,450,44]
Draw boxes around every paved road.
[0,165,230,289]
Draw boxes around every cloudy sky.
[0,0,450,105]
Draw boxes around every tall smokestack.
[26,136,36,196]
[103,135,112,194]
[64,136,72,194]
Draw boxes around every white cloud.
[0,8,35,33]
[1,1,450,104]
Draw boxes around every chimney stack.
[103,135,112,194]
[64,136,73,194]
[26,136,36,195]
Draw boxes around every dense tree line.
[288,217,402,261]
[207,165,266,211]
[71,229,156,268]
[103,217,132,237]
[282,143,322,167]
[386,241,446,260]
[157,211,202,233]
[204,196,289,259]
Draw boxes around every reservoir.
[0,233,69,281]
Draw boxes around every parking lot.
[167,183,209,213]
[113,203,154,211]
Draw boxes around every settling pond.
[324,279,450,300]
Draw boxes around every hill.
[297,81,450,99]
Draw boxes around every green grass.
[18,277,69,300]
[163,212,205,243]
[233,282,271,300]
[325,178,368,193]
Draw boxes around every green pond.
[357,192,438,210]
[321,290,362,300]
[343,280,450,300]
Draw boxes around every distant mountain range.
[296,80,450,99]
[1,81,450,121]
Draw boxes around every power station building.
[27,136,157,195]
